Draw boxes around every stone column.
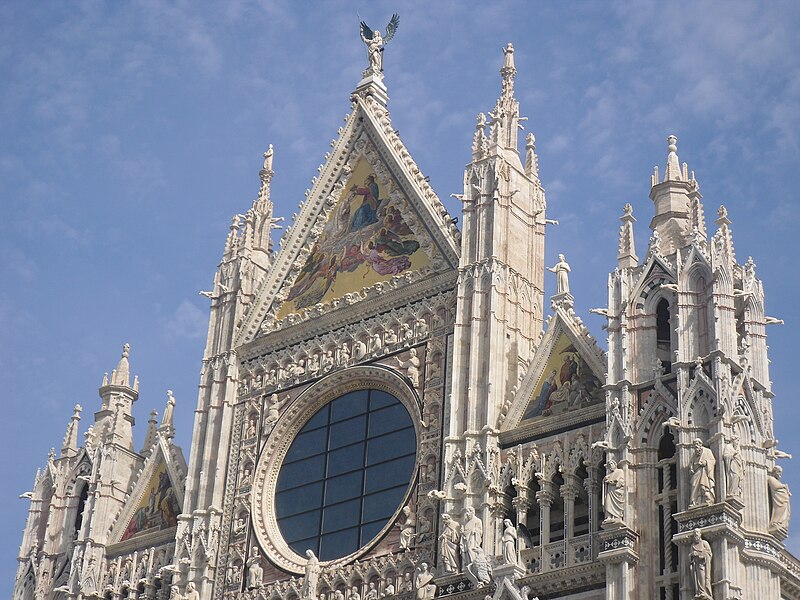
[536,485,555,545]
[584,469,600,535]
[561,476,581,541]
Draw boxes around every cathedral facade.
[14,36,800,600]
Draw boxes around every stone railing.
[519,534,596,575]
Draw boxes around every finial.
[716,205,730,225]
[667,134,678,153]
[664,134,682,181]
[499,42,517,99]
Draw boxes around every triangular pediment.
[108,437,185,549]
[503,309,606,430]
[237,91,461,344]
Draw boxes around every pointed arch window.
[655,428,679,598]
[656,298,672,374]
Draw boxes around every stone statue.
[381,581,395,597]
[364,582,379,600]
[349,586,361,600]
[322,351,335,372]
[397,505,416,549]
[689,438,716,507]
[768,465,792,532]
[397,349,421,388]
[723,435,743,498]
[308,353,320,376]
[263,394,288,431]
[460,506,483,566]
[547,254,571,295]
[184,582,200,600]
[689,529,713,599]
[359,14,399,75]
[415,318,428,337]
[301,550,320,600]
[170,585,183,600]
[465,547,492,585]
[602,460,626,525]
[246,548,263,589]
[339,343,351,365]
[369,333,383,354]
[439,513,461,573]
[414,563,436,600]
[401,573,413,593]
[501,519,518,565]
[353,339,367,360]
[162,391,176,430]
[385,327,398,345]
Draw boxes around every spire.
[251,146,282,259]
[488,43,522,163]
[60,404,82,457]
[500,42,517,99]
[158,390,176,440]
[617,204,638,269]
[110,343,131,387]
[140,409,158,457]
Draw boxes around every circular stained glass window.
[274,388,417,561]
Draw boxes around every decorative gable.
[237,90,461,345]
[108,437,185,550]
[503,309,606,430]
[119,460,180,542]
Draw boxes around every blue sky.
[2,0,799,593]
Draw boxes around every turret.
[648,135,704,253]
[96,343,138,452]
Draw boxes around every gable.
[236,91,461,345]
[276,156,432,317]
[107,437,186,551]
[519,330,604,422]
[502,309,607,430]
[120,459,180,542]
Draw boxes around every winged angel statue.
[359,14,399,75]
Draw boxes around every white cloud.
[163,300,208,341]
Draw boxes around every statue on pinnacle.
[359,13,399,76]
